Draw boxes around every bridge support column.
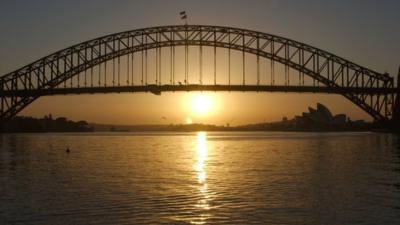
[392,66,400,132]
[0,120,4,133]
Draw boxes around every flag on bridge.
[180,11,188,24]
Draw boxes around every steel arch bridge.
[0,25,399,122]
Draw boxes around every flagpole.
[180,11,188,25]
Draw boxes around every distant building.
[294,103,347,126]
[333,114,347,124]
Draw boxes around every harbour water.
[1,132,399,224]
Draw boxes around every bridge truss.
[0,25,398,121]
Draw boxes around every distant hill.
[1,115,93,132]
[1,103,374,133]
[89,123,229,132]
[89,103,372,132]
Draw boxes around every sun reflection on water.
[196,132,208,184]
[192,131,211,224]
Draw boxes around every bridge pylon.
[392,66,400,131]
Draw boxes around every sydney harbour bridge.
[0,25,399,126]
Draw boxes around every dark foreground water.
[0,132,399,224]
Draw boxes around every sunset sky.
[1,0,399,125]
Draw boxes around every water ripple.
[0,132,399,224]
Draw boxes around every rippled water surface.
[1,132,400,224]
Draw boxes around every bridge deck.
[1,85,397,97]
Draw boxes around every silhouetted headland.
[92,103,375,132]
[0,104,383,133]
[1,114,93,132]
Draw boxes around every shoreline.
[1,129,393,134]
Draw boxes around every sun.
[191,93,214,116]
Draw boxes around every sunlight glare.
[191,93,214,116]
[193,131,211,218]
[196,131,208,184]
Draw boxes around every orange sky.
[21,92,369,126]
[1,0,399,125]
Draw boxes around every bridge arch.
[0,25,397,121]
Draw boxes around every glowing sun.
[190,93,214,116]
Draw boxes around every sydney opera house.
[293,103,347,126]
